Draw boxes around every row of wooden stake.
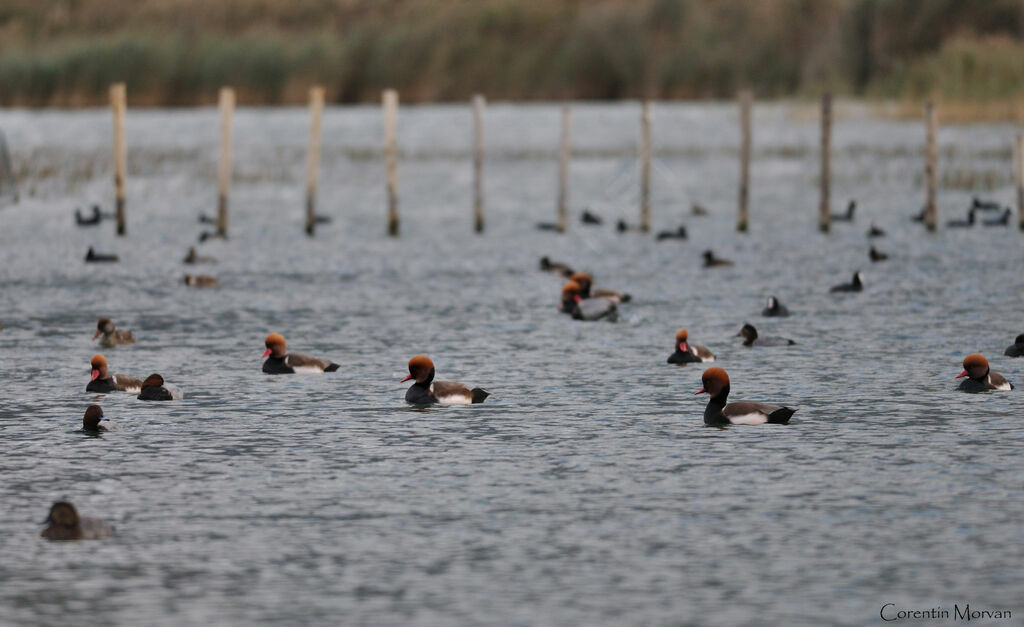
[106,83,1024,237]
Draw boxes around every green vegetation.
[1,0,1023,114]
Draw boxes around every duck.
[831,199,856,222]
[569,272,630,303]
[261,333,339,374]
[198,231,226,243]
[40,502,115,541]
[87,354,142,393]
[85,247,118,263]
[183,247,216,264]
[1004,334,1024,358]
[867,223,886,237]
[184,274,218,287]
[737,323,795,347]
[82,405,113,433]
[703,250,733,267]
[694,367,796,426]
[581,209,603,225]
[540,256,574,277]
[402,355,489,405]
[137,374,184,400]
[74,206,102,226]
[956,353,1013,392]
[93,317,135,346]
[972,196,1001,211]
[691,203,708,216]
[761,296,790,317]
[947,208,975,228]
[656,226,688,241]
[869,246,888,262]
[667,329,715,364]
[535,222,562,232]
[982,208,1011,227]
[198,213,216,224]
[560,281,617,321]
[830,271,864,293]
[910,206,926,222]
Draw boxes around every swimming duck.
[137,374,184,400]
[93,317,135,346]
[691,203,708,216]
[402,355,489,405]
[540,256,574,277]
[703,250,733,267]
[581,209,603,225]
[737,323,795,347]
[81,405,112,433]
[261,333,339,374]
[830,271,864,293]
[569,272,630,303]
[1004,334,1024,358]
[87,354,142,393]
[694,367,796,426]
[75,206,102,226]
[831,199,856,222]
[40,502,115,540]
[761,296,790,317]
[947,209,975,228]
[184,274,218,287]
[85,247,118,263]
[560,281,618,321]
[183,247,216,264]
[867,223,886,237]
[656,226,688,241]
[869,246,888,262]
[982,208,1011,227]
[667,329,716,364]
[956,354,1013,392]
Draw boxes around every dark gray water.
[1,103,1022,626]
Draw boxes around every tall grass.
[0,0,1022,113]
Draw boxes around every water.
[0,103,1022,626]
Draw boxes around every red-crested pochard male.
[569,272,631,303]
[956,354,1013,392]
[40,502,115,540]
[87,354,142,393]
[81,405,114,433]
[402,355,489,405]
[1004,334,1024,358]
[667,329,716,364]
[737,323,795,347]
[695,367,796,426]
[94,317,135,346]
[560,281,618,322]
[261,333,339,374]
[137,374,184,401]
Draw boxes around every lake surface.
[0,102,1021,626]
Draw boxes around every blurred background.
[1,0,1023,119]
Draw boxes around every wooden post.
[216,87,235,238]
[305,86,325,236]
[640,100,651,233]
[924,100,937,231]
[472,94,485,233]
[819,93,832,232]
[110,83,127,236]
[1017,133,1024,231]
[737,90,752,232]
[383,89,399,237]
[557,105,570,233]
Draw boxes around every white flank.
[701,355,716,362]
[436,395,472,405]
[992,379,1012,391]
[163,383,184,400]
[291,366,324,374]
[727,412,769,425]
[112,375,141,393]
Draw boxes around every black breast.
[667,350,700,364]
[957,378,989,393]
[405,383,435,405]
[262,356,294,374]
[86,378,115,393]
